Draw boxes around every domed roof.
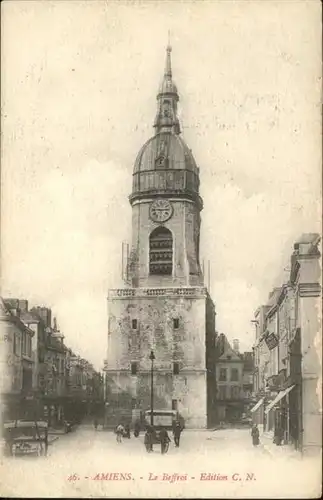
[134,132,199,175]
[129,44,202,210]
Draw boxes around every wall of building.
[214,335,249,423]
[205,294,217,426]
[0,302,35,421]
[252,234,321,454]
[106,289,208,428]
[130,199,202,288]
[299,283,321,455]
[0,319,23,395]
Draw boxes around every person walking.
[144,426,153,453]
[94,418,98,431]
[251,424,260,446]
[124,423,131,439]
[159,427,171,454]
[116,423,124,443]
[274,424,284,446]
[173,421,182,448]
[134,420,141,438]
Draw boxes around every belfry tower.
[104,45,216,429]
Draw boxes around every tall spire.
[154,40,180,135]
[165,31,172,78]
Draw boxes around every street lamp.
[149,350,155,427]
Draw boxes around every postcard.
[0,0,321,498]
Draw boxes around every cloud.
[2,159,131,367]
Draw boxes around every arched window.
[149,226,173,275]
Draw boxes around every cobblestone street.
[1,426,320,498]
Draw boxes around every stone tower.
[104,45,216,429]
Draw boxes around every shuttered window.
[149,227,173,275]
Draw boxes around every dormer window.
[155,155,168,169]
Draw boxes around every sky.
[1,1,321,370]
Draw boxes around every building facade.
[20,305,67,426]
[252,233,321,456]
[0,298,34,421]
[290,234,321,456]
[104,45,217,429]
[242,351,254,406]
[215,334,253,424]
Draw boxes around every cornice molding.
[298,282,321,297]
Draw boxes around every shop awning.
[250,398,264,413]
[264,385,295,414]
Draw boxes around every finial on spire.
[154,38,180,134]
[165,31,172,78]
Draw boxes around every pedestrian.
[172,420,182,448]
[116,423,124,443]
[159,427,171,454]
[144,426,153,453]
[251,424,260,446]
[124,423,131,439]
[274,425,284,446]
[134,420,140,438]
[94,418,98,431]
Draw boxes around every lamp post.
[149,350,155,427]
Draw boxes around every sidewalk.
[260,430,301,460]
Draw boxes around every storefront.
[264,385,295,444]
[250,396,264,426]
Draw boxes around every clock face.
[150,199,173,223]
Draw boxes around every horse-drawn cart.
[3,420,49,457]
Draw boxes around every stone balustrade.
[108,287,208,299]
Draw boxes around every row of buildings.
[0,298,104,427]
[251,233,321,456]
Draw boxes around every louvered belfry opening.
[149,226,173,275]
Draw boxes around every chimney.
[217,333,225,356]
[31,307,52,327]
[233,339,240,353]
[18,300,28,313]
